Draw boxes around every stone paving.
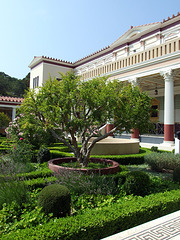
[101,210,180,240]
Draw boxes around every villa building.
[29,12,180,147]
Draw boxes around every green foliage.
[173,166,180,183]
[123,171,150,196]
[0,72,29,97]
[145,152,180,171]
[151,146,159,152]
[9,138,34,164]
[2,189,180,240]
[37,184,71,217]
[0,180,29,209]
[57,170,124,196]
[0,113,11,128]
[38,147,50,164]
[0,189,55,236]
[6,115,56,149]
[149,176,179,193]
[24,176,57,190]
[91,148,150,165]
[14,72,152,165]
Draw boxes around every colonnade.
[106,68,175,146]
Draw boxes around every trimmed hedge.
[49,148,150,165]
[91,148,150,165]
[24,176,57,190]
[50,150,73,159]
[2,189,180,240]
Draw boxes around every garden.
[0,72,180,239]
[0,135,180,240]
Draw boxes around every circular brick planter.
[48,157,119,175]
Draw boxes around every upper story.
[29,12,180,89]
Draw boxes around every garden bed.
[48,157,120,175]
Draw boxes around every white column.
[12,107,16,121]
[160,69,174,145]
[128,77,140,141]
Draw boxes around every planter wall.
[48,157,119,175]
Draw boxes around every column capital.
[160,69,173,81]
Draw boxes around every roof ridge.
[162,11,180,23]
[73,46,110,64]
[0,96,24,103]
[41,56,73,64]
[33,11,180,66]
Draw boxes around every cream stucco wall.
[42,63,72,85]
[30,63,43,89]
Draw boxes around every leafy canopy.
[16,72,152,165]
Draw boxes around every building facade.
[29,12,180,146]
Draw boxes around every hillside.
[0,72,30,98]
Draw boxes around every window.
[150,98,160,122]
[33,76,39,88]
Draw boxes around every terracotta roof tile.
[42,56,73,64]
[162,11,180,23]
[0,96,24,103]
[34,12,180,66]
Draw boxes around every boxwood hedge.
[2,189,180,240]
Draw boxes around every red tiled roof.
[0,96,24,103]
[33,11,180,67]
[41,56,73,64]
[73,46,110,64]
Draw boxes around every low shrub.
[145,152,180,172]
[0,180,29,209]
[38,147,50,164]
[173,166,180,183]
[2,189,180,240]
[50,150,73,159]
[91,148,150,165]
[37,184,71,217]
[151,146,158,152]
[24,176,57,190]
[9,138,34,164]
[123,171,150,196]
[57,169,125,196]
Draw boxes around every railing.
[81,38,180,80]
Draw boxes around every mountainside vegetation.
[0,72,30,97]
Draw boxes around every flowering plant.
[5,113,55,149]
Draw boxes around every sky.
[0,0,180,79]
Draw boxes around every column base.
[131,128,139,140]
[162,141,175,146]
[164,124,174,142]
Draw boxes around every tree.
[0,112,11,128]
[0,72,30,97]
[15,72,152,166]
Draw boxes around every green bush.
[9,138,34,164]
[38,147,50,164]
[0,112,10,129]
[0,180,29,209]
[173,166,180,183]
[24,176,57,190]
[37,184,71,217]
[91,148,150,165]
[151,146,158,152]
[123,171,150,196]
[145,152,180,171]
[2,189,180,240]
